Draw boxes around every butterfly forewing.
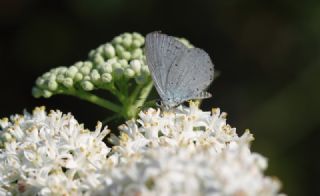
[145,32,187,100]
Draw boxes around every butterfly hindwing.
[166,48,214,102]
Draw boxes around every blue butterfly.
[145,32,214,108]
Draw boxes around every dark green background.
[1,0,319,195]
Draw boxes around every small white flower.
[0,105,283,195]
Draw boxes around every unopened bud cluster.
[32,33,149,98]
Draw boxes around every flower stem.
[126,80,153,119]
[65,90,123,115]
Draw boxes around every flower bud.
[32,87,43,98]
[131,39,143,48]
[124,68,135,78]
[131,48,143,59]
[120,51,131,60]
[36,78,46,88]
[88,50,95,58]
[74,61,83,68]
[83,75,91,81]
[83,61,93,69]
[99,63,113,73]
[115,44,125,55]
[112,62,122,70]
[130,60,141,73]
[132,32,144,40]
[56,74,65,83]
[81,81,94,91]
[118,59,128,68]
[104,44,115,58]
[122,36,132,49]
[93,54,105,65]
[101,73,112,83]
[113,36,122,44]
[62,78,73,88]
[80,66,91,75]
[47,80,58,91]
[43,72,52,79]
[141,65,150,75]
[43,90,53,98]
[90,69,101,82]
[66,66,78,78]
[96,45,104,53]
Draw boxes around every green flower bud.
[118,59,128,68]
[112,62,122,70]
[48,74,56,81]
[83,61,93,69]
[120,51,131,60]
[132,32,144,40]
[115,44,125,55]
[36,78,46,88]
[81,81,94,91]
[74,73,83,82]
[141,65,150,75]
[88,50,95,58]
[56,74,65,83]
[93,54,105,65]
[104,44,115,58]
[47,80,58,91]
[90,69,101,82]
[43,90,53,98]
[83,75,91,81]
[74,61,83,68]
[122,36,132,49]
[97,45,104,53]
[99,63,113,73]
[43,72,52,79]
[57,67,68,74]
[62,78,73,88]
[101,73,112,83]
[122,33,131,38]
[113,36,122,44]
[124,68,135,78]
[130,60,141,73]
[66,66,78,78]
[32,87,43,98]
[80,66,91,75]
[131,48,143,59]
[131,39,143,48]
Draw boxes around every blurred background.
[1,0,319,195]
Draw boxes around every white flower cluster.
[32,33,150,98]
[0,103,283,195]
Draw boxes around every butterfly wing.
[166,47,214,103]
[145,32,187,101]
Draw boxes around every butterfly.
[145,32,214,108]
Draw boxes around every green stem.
[129,84,143,104]
[126,80,153,119]
[100,83,126,104]
[102,113,122,125]
[65,90,123,115]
